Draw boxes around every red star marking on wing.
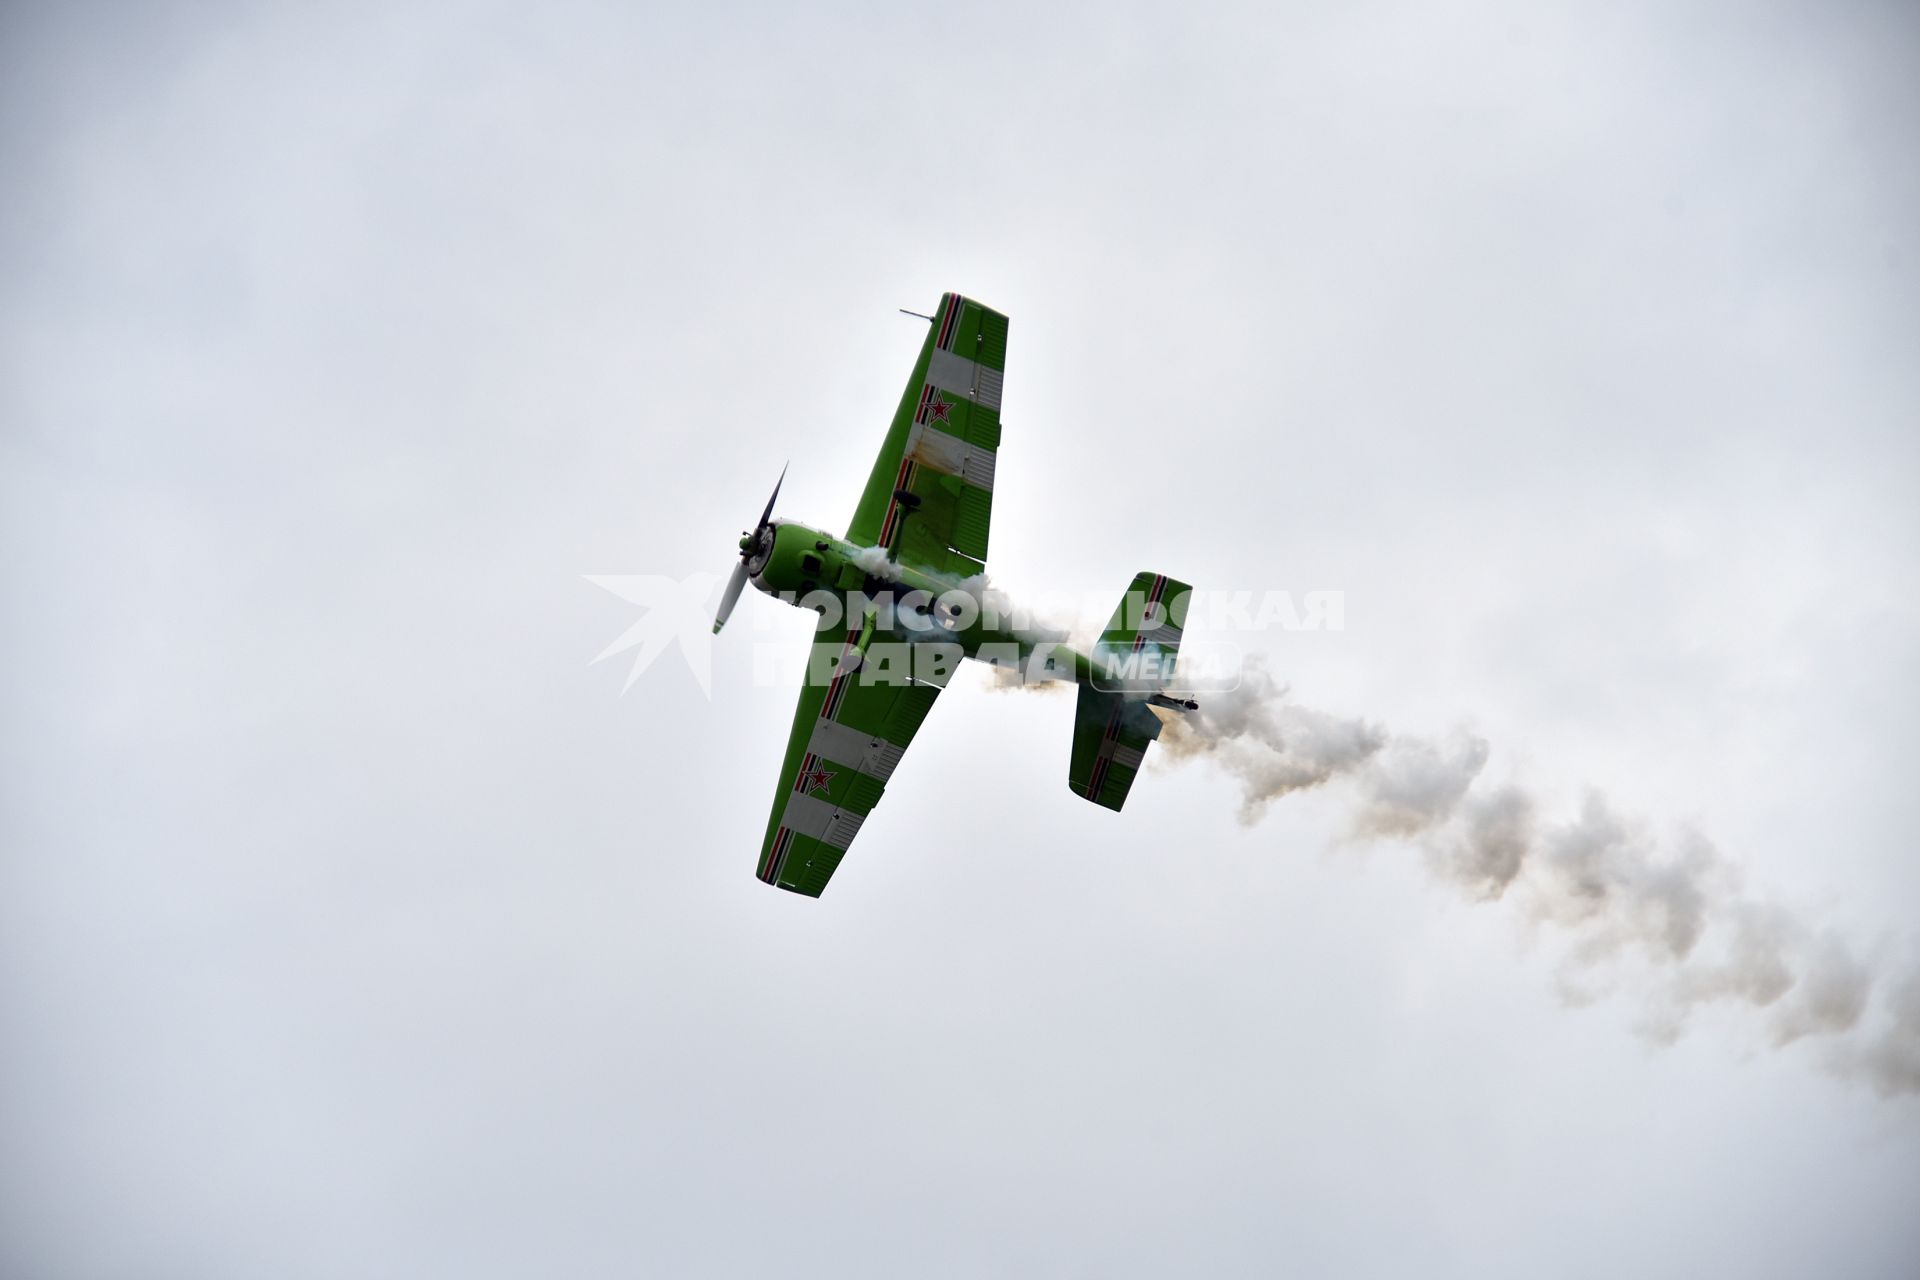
[928,395,951,422]
[805,764,836,795]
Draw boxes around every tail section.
[1068,572,1193,811]
[1093,571,1190,691]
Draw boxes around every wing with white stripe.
[755,625,954,896]
[845,292,1007,577]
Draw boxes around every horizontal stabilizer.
[1068,571,1193,811]
[1090,571,1191,694]
[1068,683,1165,811]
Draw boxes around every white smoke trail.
[1160,659,1920,1099]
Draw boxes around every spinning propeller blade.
[712,561,750,634]
[758,463,787,529]
[712,463,788,635]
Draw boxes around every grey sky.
[4,1,1918,1276]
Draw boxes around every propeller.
[712,464,786,634]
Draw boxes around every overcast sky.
[3,1,1918,1276]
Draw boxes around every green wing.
[756,625,958,896]
[845,292,1007,576]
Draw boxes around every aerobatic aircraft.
[712,293,1195,896]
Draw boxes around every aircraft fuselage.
[748,518,1091,687]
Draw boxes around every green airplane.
[713,293,1196,896]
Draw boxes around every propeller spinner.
[712,464,786,634]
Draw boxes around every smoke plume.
[1160,660,1920,1099]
